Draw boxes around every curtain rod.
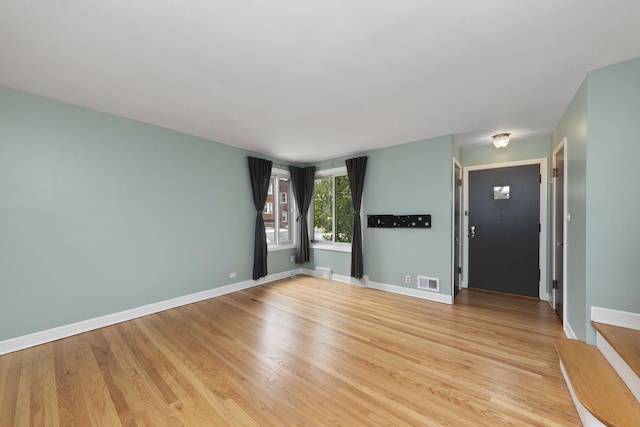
[272,161,345,170]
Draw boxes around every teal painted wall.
[462,136,551,167]
[305,136,454,296]
[585,58,640,341]
[0,86,292,341]
[363,136,453,296]
[312,249,351,277]
[552,78,588,340]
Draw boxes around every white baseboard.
[332,273,367,287]
[367,280,453,305]
[0,269,299,356]
[564,321,577,339]
[591,306,640,330]
[1,268,455,355]
[301,270,451,303]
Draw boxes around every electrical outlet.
[229,272,237,278]
[405,275,411,284]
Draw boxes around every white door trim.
[462,158,548,300]
[451,157,463,300]
[552,138,568,326]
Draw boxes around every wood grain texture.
[592,321,640,378]
[555,338,640,427]
[0,276,579,426]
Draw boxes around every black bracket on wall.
[367,214,431,228]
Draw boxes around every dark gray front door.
[554,147,565,319]
[468,164,540,297]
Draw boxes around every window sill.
[310,242,352,253]
[267,244,296,252]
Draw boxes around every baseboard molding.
[301,269,367,287]
[367,280,453,305]
[1,268,454,355]
[0,269,299,356]
[591,306,640,330]
[564,321,578,339]
[331,273,367,287]
[300,271,451,302]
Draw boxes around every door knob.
[469,225,476,238]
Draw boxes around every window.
[313,170,353,243]
[263,172,293,246]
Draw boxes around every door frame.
[552,138,568,321]
[451,157,463,300]
[462,158,548,301]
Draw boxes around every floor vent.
[417,276,439,292]
[315,267,332,280]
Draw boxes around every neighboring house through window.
[262,170,293,246]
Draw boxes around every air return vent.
[315,267,332,280]
[417,276,439,292]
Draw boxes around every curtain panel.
[248,156,272,280]
[289,165,316,263]
[346,156,368,278]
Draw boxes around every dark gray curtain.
[289,165,316,263]
[346,156,368,278]
[248,156,273,280]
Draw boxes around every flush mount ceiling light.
[492,133,510,149]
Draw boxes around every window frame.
[310,166,353,253]
[265,168,296,251]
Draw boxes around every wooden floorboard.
[0,276,579,426]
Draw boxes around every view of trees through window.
[313,175,353,243]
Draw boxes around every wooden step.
[593,322,640,403]
[593,322,640,378]
[555,339,640,427]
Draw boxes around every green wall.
[304,136,455,297]
[363,136,453,295]
[0,86,294,341]
[552,79,588,340]
[463,136,551,167]
[551,57,640,343]
[310,249,351,277]
[585,58,640,341]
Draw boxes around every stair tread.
[555,339,640,427]
[592,321,640,379]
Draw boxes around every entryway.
[462,159,548,300]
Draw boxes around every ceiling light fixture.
[492,133,510,149]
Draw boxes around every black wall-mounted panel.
[367,214,431,228]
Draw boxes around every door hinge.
[552,279,558,289]
[539,223,541,232]
[538,269,541,281]
[458,266,462,274]
[539,174,542,183]
[552,168,558,178]
[457,179,462,187]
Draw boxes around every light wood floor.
[0,276,579,426]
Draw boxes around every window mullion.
[332,176,337,242]
[274,178,280,244]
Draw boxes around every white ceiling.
[1,1,640,163]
